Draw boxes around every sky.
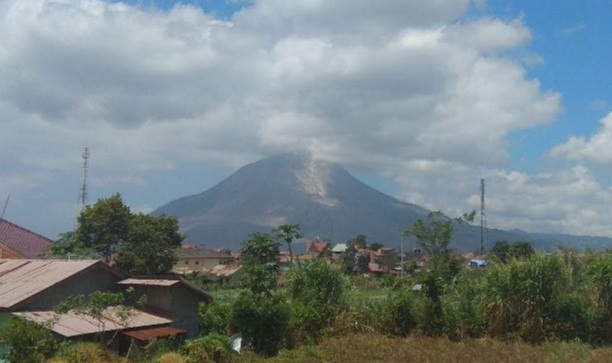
[2,0,612,242]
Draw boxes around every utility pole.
[79,147,90,210]
[400,227,404,278]
[480,178,487,254]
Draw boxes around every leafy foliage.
[76,193,131,263]
[48,231,93,259]
[240,232,281,295]
[181,333,234,363]
[199,300,232,336]
[231,291,291,356]
[115,213,183,276]
[0,316,58,363]
[76,193,183,276]
[288,259,349,339]
[407,211,453,275]
[273,224,301,265]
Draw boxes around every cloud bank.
[1,0,610,239]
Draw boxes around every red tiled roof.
[305,241,329,254]
[0,218,52,259]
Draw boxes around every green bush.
[52,342,122,363]
[199,300,232,336]
[288,259,349,339]
[231,291,291,356]
[442,271,486,340]
[181,333,234,363]
[484,254,570,343]
[0,316,58,363]
[382,287,416,337]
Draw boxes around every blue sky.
[2,0,612,242]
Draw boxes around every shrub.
[288,259,349,339]
[381,287,416,337]
[442,271,486,340]
[181,333,234,363]
[155,352,186,363]
[0,316,58,363]
[231,291,291,356]
[484,253,570,343]
[199,300,232,336]
[50,342,123,363]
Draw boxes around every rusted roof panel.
[117,278,180,286]
[16,307,172,338]
[0,259,102,309]
[122,326,186,341]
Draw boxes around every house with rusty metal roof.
[0,218,52,259]
[0,259,122,312]
[117,277,212,339]
[0,259,212,345]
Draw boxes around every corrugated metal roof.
[0,218,53,258]
[117,278,180,287]
[0,259,103,310]
[16,307,172,338]
[122,326,186,341]
[117,278,213,302]
[208,264,242,277]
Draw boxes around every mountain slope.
[154,154,612,251]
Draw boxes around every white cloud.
[10,0,611,239]
[549,112,612,166]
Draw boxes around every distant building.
[305,240,330,257]
[0,218,52,259]
[173,246,235,274]
[207,264,243,286]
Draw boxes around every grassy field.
[236,333,612,363]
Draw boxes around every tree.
[490,240,511,263]
[76,194,183,276]
[240,232,281,295]
[114,213,183,276]
[406,211,453,275]
[273,224,301,265]
[76,193,131,264]
[509,241,535,260]
[48,231,93,259]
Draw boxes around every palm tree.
[274,224,302,265]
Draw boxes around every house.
[172,246,235,274]
[0,259,212,344]
[207,264,243,286]
[0,218,52,259]
[117,277,212,338]
[0,259,122,313]
[331,243,348,261]
[304,240,330,257]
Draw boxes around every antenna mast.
[1,194,10,219]
[79,148,90,210]
[480,178,487,253]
